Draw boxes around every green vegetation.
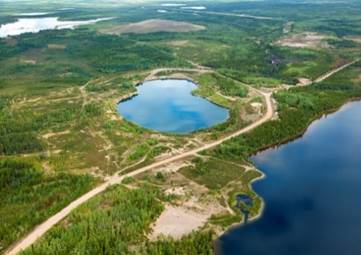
[210,63,361,163]
[1,0,361,253]
[0,157,96,253]
[180,157,246,190]
[21,184,213,255]
[195,73,248,98]
[143,231,214,255]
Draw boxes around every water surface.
[0,17,111,38]
[218,101,361,255]
[117,79,229,134]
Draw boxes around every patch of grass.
[209,214,243,228]
[180,157,245,190]
[196,73,248,98]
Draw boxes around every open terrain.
[276,32,331,49]
[6,58,359,255]
[101,19,205,34]
[1,0,361,254]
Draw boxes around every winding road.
[5,59,359,255]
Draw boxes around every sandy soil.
[42,130,70,139]
[346,36,361,44]
[166,40,189,46]
[297,78,312,86]
[47,44,66,49]
[277,32,331,49]
[150,204,212,239]
[21,59,36,65]
[150,195,225,240]
[102,19,205,34]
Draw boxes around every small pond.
[117,79,229,134]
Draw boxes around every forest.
[20,184,214,255]
[210,63,361,163]
[0,157,96,253]
[0,0,361,254]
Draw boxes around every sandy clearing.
[150,197,224,240]
[277,32,331,49]
[42,130,70,139]
[21,59,36,65]
[297,78,312,86]
[166,40,189,46]
[345,36,361,44]
[149,205,208,239]
[47,44,66,49]
[102,19,205,34]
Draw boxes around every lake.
[218,101,361,255]
[0,17,111,38]
[117,79,229,134]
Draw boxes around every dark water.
[218,101,361,255]
[117,79,229,134]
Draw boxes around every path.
[314,58,360,83]
[5,59,359,255]
[145,67,212,81]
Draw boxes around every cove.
[218,101,361,255]
[117,79,229,134]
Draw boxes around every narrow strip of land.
[186,10,279,20]
[5,59,359,255]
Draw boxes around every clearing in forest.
[277,32,331,49]
[101,19,205,34]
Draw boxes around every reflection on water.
[16,13,50,16]
[117,79,229,134]
[218,101,361,255]
[0,17,112,38]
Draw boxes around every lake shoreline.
[213,97,361,245]
[117,79,230,134]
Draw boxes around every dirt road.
[5,59,359,255]
[315,58,360,83]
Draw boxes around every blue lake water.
[218,101,361,255]
[117,79,229,134]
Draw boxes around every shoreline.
[214,97,361,240]
[249,96,361,157]
[115,76,235,135]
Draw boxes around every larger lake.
[218,101,361,255]
[0,17,111,38]
[117,79,229,134]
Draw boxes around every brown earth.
[277,32,331,49]
[101,19,205,34]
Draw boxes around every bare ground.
[345,36,361,44]
[149,202,224,240]
[277,32,331,49]
[101,19,205,35]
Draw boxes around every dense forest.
[210,63,361,163]
[21,184,214,255]
[0,157,96,253]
